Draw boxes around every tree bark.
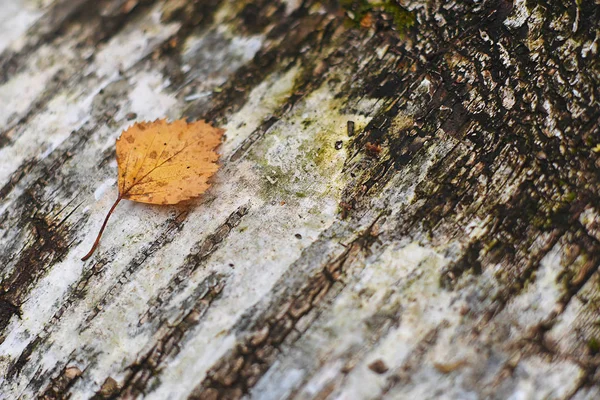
[0,0,599,399]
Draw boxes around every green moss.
[258,164,295,199]
[563,192,576,203]
[588,337,600,354]
[245,80,370,204]
[340,0,415,33]
[250,124,346,202]
[483,238,499,253]
[308,205,324,215]
[532,215,553,229]
[298,127,341,172]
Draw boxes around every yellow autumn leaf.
[82,119,224,261]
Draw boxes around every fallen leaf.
[81,119,224,261]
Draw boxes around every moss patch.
[588,337,600,354]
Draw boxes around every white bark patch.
[94,178,117,201]
[0,89,92,186]
[282,0,303,15]
[504,0,531,30]
[494,240,563,330]
[0,46,62,128]
[0,0,48,52]
[506,357,583,400]
[125,71,178,121]
[579,207,600,242]
[181,26,264,97]
[243,239,458,400]
[88,4,180,78]
[220,65,301,155]
[501,86,516,110]
[542,99,563,138]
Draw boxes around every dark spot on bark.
[6,336,41,379]
[0,300,21,326]
[347,120,355,137]
[368,359,389,374]
[39,365,82,399]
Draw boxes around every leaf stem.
[81,195,123,261]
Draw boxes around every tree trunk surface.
[0,0,599,399]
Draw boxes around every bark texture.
[0,0,599,399]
